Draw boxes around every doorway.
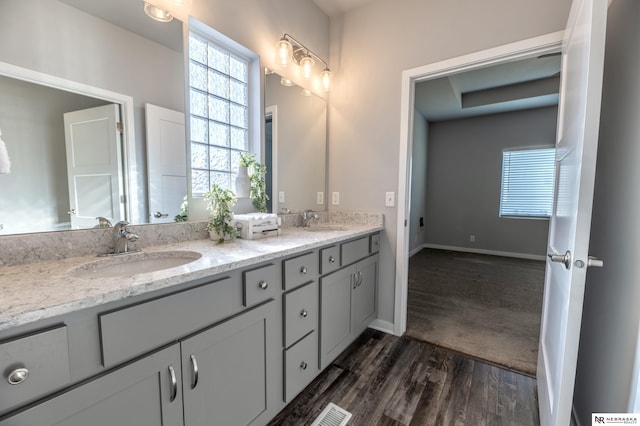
[394,31,564,341]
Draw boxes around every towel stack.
[0,128,10,174]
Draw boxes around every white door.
[537,0,608,424]
[145,104,186,224]
[64,104,124,229]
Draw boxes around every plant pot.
[209,230,234,242]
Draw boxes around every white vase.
[235,166,250,198]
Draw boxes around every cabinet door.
[320,265,355,369]
[354,255,378,336]
[0,345,183,426]
[181,301,277,426]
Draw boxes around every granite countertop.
[0,224,382,332]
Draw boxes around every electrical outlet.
[385,192,395,207]
[332,192,340,205]
[279,191,285,203]
[317,192,324,205]
[470,235,476,243]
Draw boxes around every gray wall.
[573,0,640,421]
[409,111,428,254]
[327,0,572,325]
[424,107,557,258]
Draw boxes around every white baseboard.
[368,319,395,335]
[418,243,546,261]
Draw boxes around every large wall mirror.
[0,0,328,236]
[265,71,327,214]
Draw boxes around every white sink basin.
[69,251,202,279]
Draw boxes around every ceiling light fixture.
[275,34,332,91]
[143,0,193,23]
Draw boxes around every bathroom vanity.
[0,222,381,425]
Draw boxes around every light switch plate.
[385,192,395,207]
[332,192,340,205]
[279,191,285,203]
[317,192,324,205]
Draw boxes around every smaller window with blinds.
[499,147,556,218]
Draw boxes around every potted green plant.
[204,184,237,243]
[238,152,269,213]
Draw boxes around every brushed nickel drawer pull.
[300,309,308,318]
[7,367,29,385]
[328,256,336,263]
[258,280,269,290]
[300,361,308,370]
[168,365,178,402]
[190,354,199,389]
[300,266,307,274]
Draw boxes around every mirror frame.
[0,60,141,226]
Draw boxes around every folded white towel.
[0,128,10,174]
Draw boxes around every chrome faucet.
[112,221,139,254]
[302,210,319,227]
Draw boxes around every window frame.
[499,146,557,220]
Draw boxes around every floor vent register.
[310,402,352,426]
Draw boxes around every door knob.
[154,211,169,218]
[548,250,572,269]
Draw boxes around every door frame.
[394,31,565,336]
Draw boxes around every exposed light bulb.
[300,55,315,80]
[276,38,293,67]
[321,68,332,91]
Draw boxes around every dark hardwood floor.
[269,329,539,426]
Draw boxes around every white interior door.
[537,0,608,424]
[64,104,124,229]
[145,104,186,224]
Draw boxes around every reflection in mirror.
[265,71,327,214]
[0,0,185,235]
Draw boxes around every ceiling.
[312,0,377,16]
[415,55,561,122]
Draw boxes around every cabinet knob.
[329,256,336,263]
[258,280,269,290]
[300,266,307,274]
[7,367,29,385]
[300,309,308,318]
[300,361,308,370]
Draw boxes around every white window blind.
[499,148,556,218]
[188,32,249,195]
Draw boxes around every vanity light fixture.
[275,34,332,91]
[143,0,192,23]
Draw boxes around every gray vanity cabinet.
[0,344,184,426]
[181,301,277,426]
[320,235,379,369]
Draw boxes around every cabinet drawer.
[320,245,340,275]
[283,252,317,291]
[283,331,318,402]
[283,281,318,348]
[0,325,70,413]
[370,233,380,253]
[243,263,279,306]
[100,278,234,367]
[341,236,369,266]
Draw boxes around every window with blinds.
[188,32,249,195]
[499,148,556,218]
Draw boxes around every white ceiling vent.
[310,402,352,426]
